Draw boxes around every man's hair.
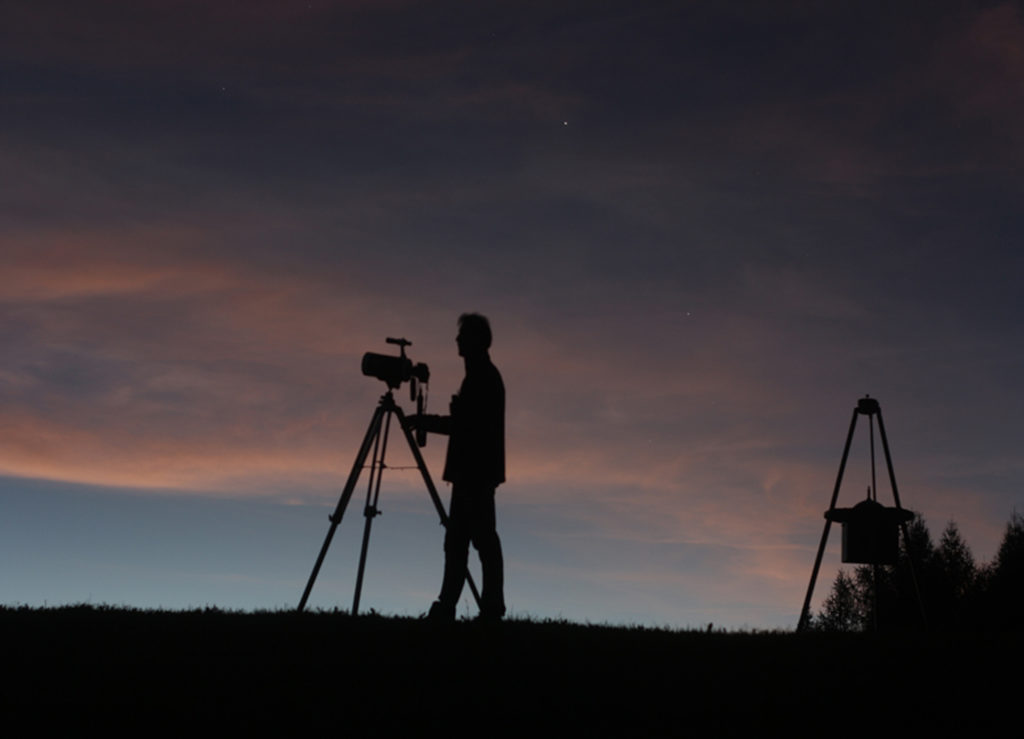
[458,312,492,350]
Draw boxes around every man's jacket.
[420,354,505,487]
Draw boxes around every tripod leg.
[797,408,859,632]
[298,403,386,612]
[876,409,928,630]
[394,405,483,609]
[352,406,394,615]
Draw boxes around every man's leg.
[471,488,505,620]
[432,486,471,620]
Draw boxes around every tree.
[932,521,978,628]
[936,521,977,599]
[984,512,1024,629]
[872,514,932,631]
[816,569,866,632]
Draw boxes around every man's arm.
[406,413,451,435]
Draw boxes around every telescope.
[361,337,429,396]
[362,337,428,445]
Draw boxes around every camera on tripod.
[362,337,429,394]
[361,337,429,447]
[299,331,483,610]
[298,337,477,614]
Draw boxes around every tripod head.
[857,395,880,416]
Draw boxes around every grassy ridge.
[1,606,1018,732]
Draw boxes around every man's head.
[456,313,492,357]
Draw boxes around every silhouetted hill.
[1,606,1017,732]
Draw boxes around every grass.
[1,605,1018,732]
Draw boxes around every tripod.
[796,396,923,632]
[297,391,481,613]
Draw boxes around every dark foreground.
[1,606,1018,733]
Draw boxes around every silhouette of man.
[409,313,506,622]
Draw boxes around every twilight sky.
[2,1,1022,627]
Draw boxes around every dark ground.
[1,606,1018,733]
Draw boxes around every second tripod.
[297,391,481,614]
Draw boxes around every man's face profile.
[455,314,491,358]
[456,326,483,357]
